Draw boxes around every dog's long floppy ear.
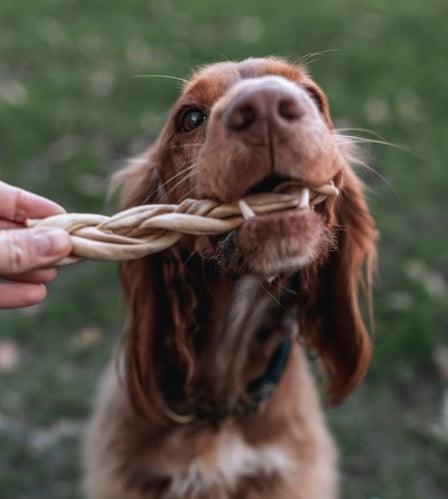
[112,147,200,422]
[300,167,378,404]
[111,147,168,421]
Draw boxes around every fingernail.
[33,229,70,256]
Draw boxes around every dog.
[83,57,378,499]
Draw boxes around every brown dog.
[84,57,377,499]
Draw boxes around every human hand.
[0,181,73,309]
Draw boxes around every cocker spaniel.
[84,57,378,499]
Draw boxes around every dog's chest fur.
[164,430,293,497]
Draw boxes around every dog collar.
[247,337,292,407]
[193,336,293,424]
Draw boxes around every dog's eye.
[179,108,207,132]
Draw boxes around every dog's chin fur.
[212,209,335,277]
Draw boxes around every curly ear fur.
[112,151,163,421]
[113,150,201,422]
[300,167,378,404]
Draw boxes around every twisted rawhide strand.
[27,183,339,265]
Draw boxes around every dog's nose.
[224,85,304,139]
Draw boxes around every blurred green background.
[0,0,447,498]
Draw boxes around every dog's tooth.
[310,193,328,206]
[299,187,310,208]
[238,199,256,220]
[315,183,339,196]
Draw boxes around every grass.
[0,0,447,497]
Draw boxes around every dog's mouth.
[211,173,339,276]
[237,173,339,220]
[245,173,290,196]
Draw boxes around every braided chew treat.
[27,183,339,265]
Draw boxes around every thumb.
[0,228,72,275]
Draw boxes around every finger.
[0,181,66,222]
[0,228,73,275]
[4,268,58,284]
[0,282,47,309]
[0,218,24,230]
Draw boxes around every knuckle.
[9,240,28,273]
[5,232,33,273]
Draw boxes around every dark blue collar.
[191,337,293,423]
[247,337,293,408]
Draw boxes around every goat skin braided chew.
[26,183,339,265]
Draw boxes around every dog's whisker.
[262,283,284,309]
[164,169,197,199]
[131,73,188,83]
[298,49,339,67]
[335,133,417,157]
[279,284,298,296]
[137,164,197,206]
[180,249,198,271]
[333,127,384,139]
[346,154,399,198]
[158,164,197,191]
